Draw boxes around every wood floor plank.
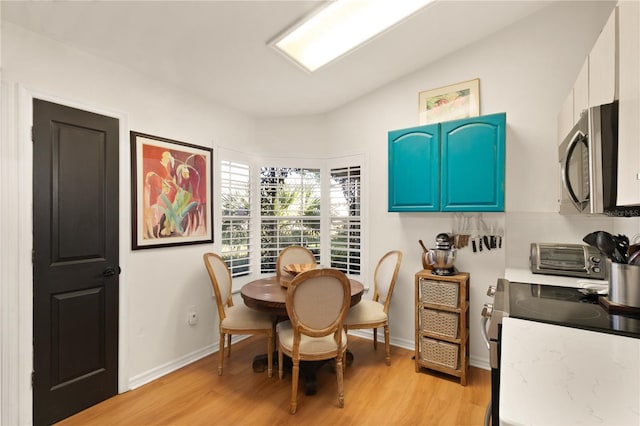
[57,335,490,425]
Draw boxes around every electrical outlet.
[187,306,198,326]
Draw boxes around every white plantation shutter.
[330,165,361,275]
[220,160,252,277]
[260,167,321,273]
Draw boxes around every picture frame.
[419,78,480,124]
[130,131,213,250]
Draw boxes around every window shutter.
[330,165,361,275]
[259,167,321,273]
[221,161,252,277]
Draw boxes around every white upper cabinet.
[616,0,640,205]
[557,89,574,145]
[589,8,617,107]
[558,4,615,137]
[573,59,589,123]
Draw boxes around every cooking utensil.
[419,240,432,270]
[616,234,630,263]
[596,231,626,263]
[609,262,640,308]
[628,250,640,266]
[628,243,640,263]
[582,231,599,248]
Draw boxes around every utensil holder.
[609,263,640,308]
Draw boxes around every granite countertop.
[500,317,640,426]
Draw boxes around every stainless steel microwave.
[558,102,618,215]
[530,243,606,280]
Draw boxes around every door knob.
[103,266,121,277]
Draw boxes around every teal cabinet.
[388,124,440,212]
[388,113,505,212]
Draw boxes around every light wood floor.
[58,335,491,425]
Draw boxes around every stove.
[480,278,640,426]
[507,281,640,337]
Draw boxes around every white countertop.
[500,317,640,426]
[504,268,608,289]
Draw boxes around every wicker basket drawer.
[420,338,459,370]
[420,309,459,338]
[419,279,459,308]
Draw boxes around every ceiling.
[2,0,553,118]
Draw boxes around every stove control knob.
[591,256,601,264]
[486,286,496,297]
[481,303,493,318]
[592,266,601,274]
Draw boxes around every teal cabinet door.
[440,113,506,212]
[388,124,440,212]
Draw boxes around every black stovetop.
[506,281,640,339]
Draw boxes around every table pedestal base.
[251,351,354,395]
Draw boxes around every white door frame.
[0,84,130,424]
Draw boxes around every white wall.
[320,1,618,367]
[1,1,634,423]
[1,21,259,423]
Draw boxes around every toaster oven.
[529,242,606,280]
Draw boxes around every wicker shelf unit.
[415,270,469,385]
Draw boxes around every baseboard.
[128,335,247,390]
[348,330,491,371]
[347,330,414,351]
[128,333,491,391]
[470,355,490,371]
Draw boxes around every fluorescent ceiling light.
[271,0,434,72]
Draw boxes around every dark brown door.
[32,99,120,425]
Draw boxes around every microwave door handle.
[561,131,587,212]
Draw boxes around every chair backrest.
[373,250,403,312]
[203,252,233,320]
[286,268,350,340]
[276,245,316,277]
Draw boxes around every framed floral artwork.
[419,78,480,124]
[130,132,213,250]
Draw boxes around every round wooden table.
[240,275,364,317]
[240,275,364,395]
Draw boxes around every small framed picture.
[419,78,480,124]
[130,131,213,250]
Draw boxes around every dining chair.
[277,268,351,414]
[203,252,274,377]
[343,250,403,365]
[276,245,316,278]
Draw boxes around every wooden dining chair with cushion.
[276,245,316,278]
[277,268,351,414]
[203,252,274,377]
[344,250,403,366]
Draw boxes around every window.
[330,166,361,274]
[259,167,321,273]
[220,161,252,277]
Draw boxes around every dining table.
[240,274,365,395]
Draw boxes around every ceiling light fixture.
[270,0,434,72]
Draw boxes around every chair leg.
[290,358,299,414]
[278,347,284,380]
[226,334,232,357]
[218,331,225,376]
[336,352,345,408]
[267,331,273,378]
[384,324,391,366]
[373,327,378,350]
